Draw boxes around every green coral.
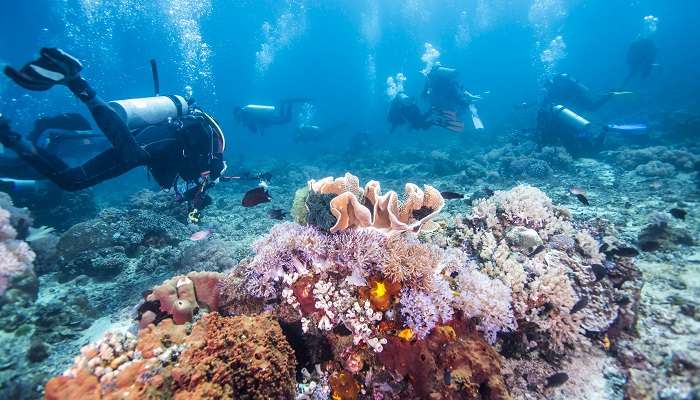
[291,187,310,224]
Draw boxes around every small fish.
[614,246,640,258]
[590,264,607,281]
[570,296,588,314]
[242,187,272,207]
[569,186,586,196]
[545,372,569,387]
[190,229,212,241]
[483,188,495,197]
[670,208,687,220]
[268,208,286,220]
[649,180,663,189]
[529,245,545,257]
[440,191,464,200]
[574,193,589,206]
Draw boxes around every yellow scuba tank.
[109,95,189,130]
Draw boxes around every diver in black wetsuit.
[387,92,433,132]
[422,64,482,131]
[621,37,657,89]
[0,48,226,217]
[536,73,613,156]
[234,99,308,134]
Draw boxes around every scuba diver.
[0,48,226,222]
[621,15,659,89]
[387,89,465,133]
[536,73,616,156]
[234,99,309,134]
[422,63,483,131]
[293,122,347,143]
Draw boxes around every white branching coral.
[453,267,516,344]
[462,185,598,352]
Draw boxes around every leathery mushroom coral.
[307,172,445,235]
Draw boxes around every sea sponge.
[45,370,100,400]
[377,318,510,399]
[172,313,296,399]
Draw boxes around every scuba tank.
[109,95,189,130]
[552,105,591,131]
[241,104,277,117]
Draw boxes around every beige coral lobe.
[308,172,444,235]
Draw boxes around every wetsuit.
[422,66,470,112]
[621,38,657,89]
[388,93,433,131]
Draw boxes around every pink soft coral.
[0,208,35,296]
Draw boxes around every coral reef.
[56,208,189,279]
[36,177,650,400]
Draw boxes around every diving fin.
[4,48,83,91]
[469,104,484,130]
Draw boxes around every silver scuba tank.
[552,105,591,131]
[242,104,277,117]
[109,95,189,130]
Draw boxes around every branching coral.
[462,185,598,352]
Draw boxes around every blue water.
[2,1,698,166]
[0,2,699,399]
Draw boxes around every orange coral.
[45,371,100,400]
[358,276,401,311]
[292,275,317,314]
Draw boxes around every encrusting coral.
[45,313,296,400]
